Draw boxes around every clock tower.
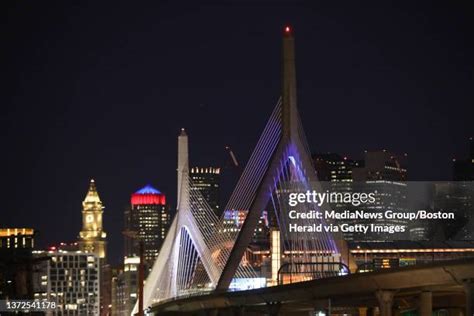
[78,179,107,259]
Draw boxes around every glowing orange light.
[285,26,291,33]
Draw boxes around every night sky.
[2,2,473,265]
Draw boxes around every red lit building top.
[131,185,166,206]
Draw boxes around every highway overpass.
[148,258,474,316]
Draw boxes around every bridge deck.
[150,258,474,314]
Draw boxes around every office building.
[434,182,474,240]
[32,249,101,315]
[110,268,124,316]
[312,153,362,182]
[110,259,138,316]
[190,167,221,216]
[118,185,169,316]
[124,185,169,265]
[0,228,36,300]
[352,150,408,241]
[352,150,407,182]
[222,210,269,245]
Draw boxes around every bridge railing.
[277,262,350,285]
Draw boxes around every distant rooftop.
[135,185,162,195]
[349,240,474,251]
[0,228,34,237]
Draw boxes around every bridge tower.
[217,26,352,289]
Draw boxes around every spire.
[83,179,102,205]
[282,25,298,138]
[177,129,189,210]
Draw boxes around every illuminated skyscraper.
[124,185,169,264]
[190,167,221,216]
[448,137,474,240]
[312,153,363,241]
[119,185,169,316]
[352,150,408,241]
[312,153,362,182]
[78,179,107,259]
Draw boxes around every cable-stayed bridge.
[131,27,347,314]
[132,28,474,316]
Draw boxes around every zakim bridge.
[133,28,474,316]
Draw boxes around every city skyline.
[3,2,473,265]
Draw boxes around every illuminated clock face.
[86,214,94,223]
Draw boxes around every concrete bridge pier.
[443,307,463,316]
[464,279,474,316]
[205,309,219,316]
[202,307,245,316]
[266,302,281,316]
[234,306,245,316]
[375,290,395,316]
[358,307,377,316]
[418,291,432,316]
[358,307,368,316]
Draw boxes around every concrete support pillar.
[206,309,219,316]
[234,306,245,316]
[444,307,463,316]
[418,291,432,316]
[375,290,395,316]
[464,279,474,316]
[266,302,281,316]
[358,307,368,316]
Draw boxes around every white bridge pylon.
[135,129,257,314]
[136,130,229,312]
[172,130,221,291]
